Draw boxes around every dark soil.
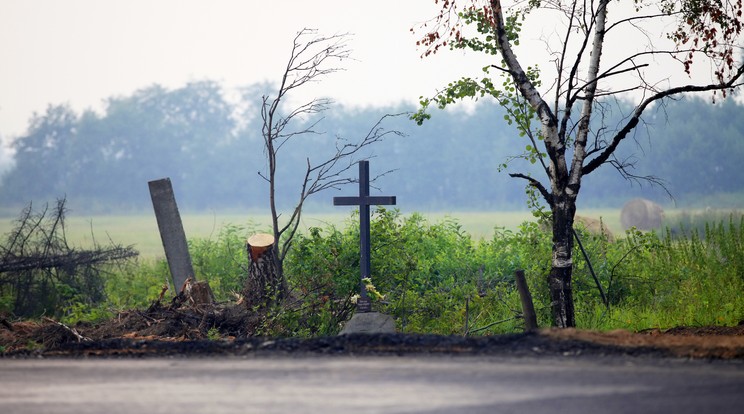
[2,303,743,360]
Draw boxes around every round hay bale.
[574,216,615,242]
[620,198,664,230]
[538,215,615,242]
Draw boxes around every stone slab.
[148,177,194,290]
[339,312,396,335]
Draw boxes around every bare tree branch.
[0,197,138,317]
[508,173,553,206]
[583,63,744,176]
[605,12,679,34]
[256,28,406,291]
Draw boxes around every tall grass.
[578,214,744,330]
[4,208,741,333]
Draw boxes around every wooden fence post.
[515,269,538,331]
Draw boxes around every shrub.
[189,224,251,301]
[283,209,532,336]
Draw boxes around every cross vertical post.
[358,161,371,303]
[333,161,396,312]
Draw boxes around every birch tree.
[413,0,744,327]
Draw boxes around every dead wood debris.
[0,197,138,318]
[41,317,91,342]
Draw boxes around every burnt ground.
[2,303,744,360]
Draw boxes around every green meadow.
[0,209,625,259]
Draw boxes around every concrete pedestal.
[339,312,396,335]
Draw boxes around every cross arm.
[333,196,397,206]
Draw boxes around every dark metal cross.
[333,160,396,312]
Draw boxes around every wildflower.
[362,278,385,301]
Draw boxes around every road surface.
[1,356,742,413]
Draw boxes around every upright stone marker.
[333,161,396,313]
[148,178,194,291]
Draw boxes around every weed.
[207,327,221,341]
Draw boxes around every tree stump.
[187,280,215,306]
[172,277,215,308]
[243,233,284,309]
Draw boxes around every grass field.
[0,209,626,259]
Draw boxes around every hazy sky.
[1,1,736,148]
[0,0,497,141]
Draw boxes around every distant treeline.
[1,80,742,213]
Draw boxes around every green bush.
[103,260,170,309]
[66,209,744,336]
[283,209,532,336]
[189,224,251,301]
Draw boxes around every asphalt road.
[1,356,742,414]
